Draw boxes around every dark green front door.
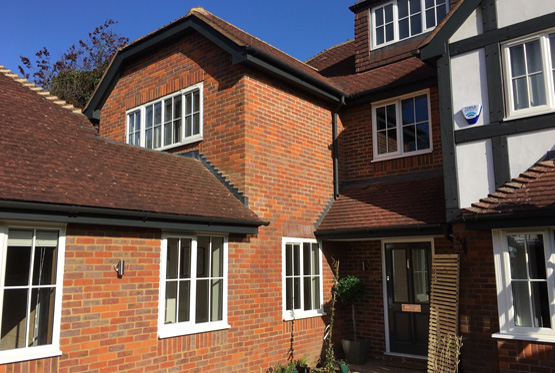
[385,241,431,356]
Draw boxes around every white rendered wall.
[496,0,555,29]
[456,140,496,208]
[451,49,490,130]
[507,128,555,178]
[450,6,483,43]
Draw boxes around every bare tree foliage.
[19,19,128,109]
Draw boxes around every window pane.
[28,288,55,347]
[393,249,409,303]
[403,124,416,152]
[32,246,57,286]
[529,73,546,107]
[398,0,408,18]
[197,237,210,278]
[416,122,430,150]
[193,91,200,112]
[180,239,191,279]
[426,9,435,29]
[513,77,529,110]
[211,237,223,278]
[154,103,162,125]
[178,280,190,322]
[166,238,179,279]
[386,23,394,42]
[377,107,386,130]
[376,8,384,26]
[415,95,429,122]
[409,0,421,13]
[128,114,134,135]
[211,279,223,321]
[5,246,32,287]
[410,14,422,36]
[196,280,209,323]
[526,40,543,74]
[174,119,182,143]
[399,19,409,40]
[510,45,526,77]
[425,0,434,8]
[193,114,200,135]
[377,26,385,45]
[286,244,292,276]
[164,122,172,146]
[402,98,415,124]
[303,243,311,275]
[527,234,546,279]
[303,277,312,311]
[1,289,28,350]
[154,126,161,148]
[508,235,527,279]
[436,4,447,24]
[512,281,532,327]
[145,128,152,149]
[550,34,555,68]
[293,278,301,309]
[293,245,300,276]
[312,277,321,309]
[412,249,429,303]
[388,129,398,152]
[531,282,551,328]
[185,93,192,114]
[185,117,191,137]
[311,243,319,275]
[384,4,393,22]
[146,106,153,129]
[286,278,293,310]
[165,281,177,324]
[164,99,172,122]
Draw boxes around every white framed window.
[502,31,555,119]
[372,90,432,161]
[158,233,229,338]
[282,237,323,320]
[0,224,65,364]
[492,229,555,343]
[371,0,448,49]
[126,83,203,150]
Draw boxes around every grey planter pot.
[341,339,370,365]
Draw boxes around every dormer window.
[371,0,448,49]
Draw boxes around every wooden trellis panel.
[427,254,461,373]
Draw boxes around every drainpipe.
[332,96,346,198]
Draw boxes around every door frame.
[381,237,435,358]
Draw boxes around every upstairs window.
[372,90,432,161]
[372,0,448,49]
[503,31,555,119]
[282,238,323,320]
[126,83,203,150]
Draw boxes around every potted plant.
[296,357,310,373]
[286,360,298,373]
[336,275,369,365]
[338,359,349,373]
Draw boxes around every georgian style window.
[371,0,448,49]
[158,233,228,338]
[126,83,203,150]
[492,229,555,342]
[282,238,323,320]
[0,225,65,363]
[503,31,555,118]
[372,90,432,161]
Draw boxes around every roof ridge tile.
[0,65,83,115]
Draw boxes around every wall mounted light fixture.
[114,259,125,277]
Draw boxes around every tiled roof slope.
[305,40,356,77]
[317,171,445,232]
[464,160,555,215]
[0,69,260,223]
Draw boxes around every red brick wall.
[338,86,442,182]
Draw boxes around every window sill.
[372,148,433,163]
[158,321,230,339]
[283,310,325,321]
[504,106,555,122]
[0,346,62,364]
[154,135,203,152]
[492,332,555,343]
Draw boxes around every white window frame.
[0,222,65,364]
[492,228,555,343]
[370,0,449,50]
[158,232,229,338]
[371,89,433,162]
[281,237,324,321]
[126,82,203,151]
[502,30,555,120]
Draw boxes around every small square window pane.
[416,122,430,150]
[386,104,397,128]
[399,19,410,40]
[211,279,223,321]
[385,4,393,22]
[426,9,435,28]
[166,238,179,279]
[526,40,543,74]
[410,14,422,36]
[178,280,190,322]
[164,281,177,324]
[28,288,55,347]
[195,280,209,323]
[376,8,384,26]
[1,289,28,350]
[32,246,57,285]
[376,26,385,45]
[388,129,398,152]
[386,23,394,42]
[531,282,551,328]
[5,245,31,286]
[436,4,447,24]
[415,95,429,122]
[377,132,388,154]
[513,77,529,110]
[154,103,162,125]
[410,0,421,13]
[403,124,416,152]
[425,0,435,8]
[377,107,386,130]
[510,45,526,77]
[402,98,415,124]
[512,281,532,327]
[529,73,546,107]
[398,0,409,19]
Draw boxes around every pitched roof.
[0,67,261,227]
[463,160,555,216]
[316,171,446,236]
[305,40,356,77]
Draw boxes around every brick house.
[1,1,555,372]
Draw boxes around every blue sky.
[0,0,355,76]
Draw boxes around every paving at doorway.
[349,357,427,373]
